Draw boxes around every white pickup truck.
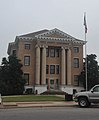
[74,85,99,107]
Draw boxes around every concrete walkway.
[0,101,77,109]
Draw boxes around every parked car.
[74,85,99,107]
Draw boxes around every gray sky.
[0,0,99,63]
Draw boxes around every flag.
[84,13,87,33]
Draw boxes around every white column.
[41,46,46,85]
[61,47,66,85]
[67,48,72,85]
[35,45,40,85]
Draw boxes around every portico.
[35,43,72,90]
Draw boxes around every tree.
[0,55,26,95]
[79,54,99,90]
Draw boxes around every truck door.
[88,86,99,103]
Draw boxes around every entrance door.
[50,79,54,90]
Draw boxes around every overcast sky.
[0,0,99,63]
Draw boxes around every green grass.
[2,95,65,102]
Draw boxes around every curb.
[0,102,77,109]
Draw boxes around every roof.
[16,28,86,45]
[19,29,49,38]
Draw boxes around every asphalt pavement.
[0,106,99,120]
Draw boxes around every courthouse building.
[7,28,85,94]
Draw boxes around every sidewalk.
[0,101,77,109]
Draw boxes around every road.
[0,107,99,120]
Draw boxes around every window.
[50,79,54,84]
[25,44,30,50]
[74,75,79,86]
[12,50,16,56]
[93,86,99,92]
[46,48,49,57]
[56,79,59,89]
[74,47,79,53]
[24,73,29,85]
[46,65,49,74]
[50,48,55,57]
[46,78,48,89]
[56,65,59,74]
[74,58,79,68]
[50,79,54,90]
[24,56,30,66]
[46,78,48,85]
[56,48,59,57]
[50,65,55,74]
[56,79,59,84]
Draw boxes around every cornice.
[18,37,34,41]
[17,36,86,45]
[35,36,86,45]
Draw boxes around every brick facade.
[7,28,85,94]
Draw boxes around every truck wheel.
[78,97,89,107]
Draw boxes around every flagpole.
[85,32,87,91]
[84,12,87,91]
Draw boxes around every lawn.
[2,95,65,102]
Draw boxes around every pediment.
[35,28,75,39]
[44,32,66,38]
[18,28,85,45]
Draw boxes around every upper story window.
[12,50,16,56]
[50,65,55,74]
[47,47,60,58]
[74,47,79,53]
[24,73,29,85]
[46,48,49,57]
[56,65,60,74]
[50,48,55,57]
[46,65,49,74]
[25,44,30,50]
[56,48,60,57]
[24,56,30,66]
[74,58,79,68]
